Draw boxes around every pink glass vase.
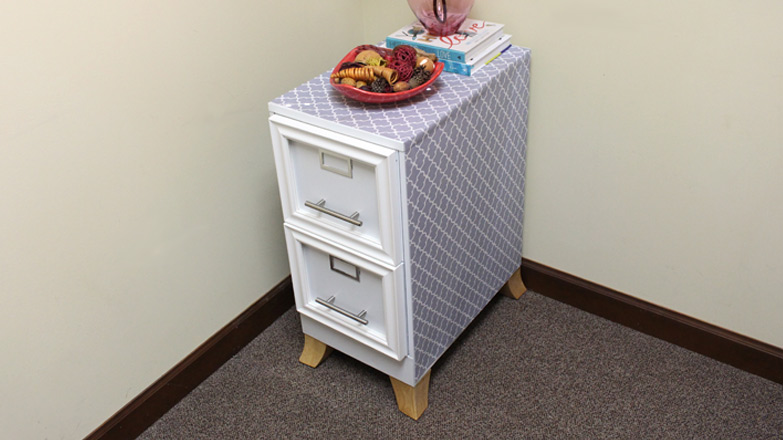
[406,0,475,36]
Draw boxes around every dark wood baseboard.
[84,276,294,440]
[521,258,783,385]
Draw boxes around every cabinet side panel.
[406,48,531,381]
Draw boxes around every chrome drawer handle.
[304,199,363,227]
[315,296,368,325]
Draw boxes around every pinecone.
[407,67,431,88]
[370,78,391,93]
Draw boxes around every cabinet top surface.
[269,46,530,151]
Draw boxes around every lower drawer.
[284,225,406,360]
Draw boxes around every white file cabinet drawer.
[270,115,403,266]
[284,225,406,361]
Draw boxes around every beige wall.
[0,2,361,438]
[364,2,783,347]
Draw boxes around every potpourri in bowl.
[330,44,443,104]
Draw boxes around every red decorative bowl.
[330,46,444,104]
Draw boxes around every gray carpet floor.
[139,292,783,439]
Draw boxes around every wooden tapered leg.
[499,267,527,300]
[390,370,431,420]
[299,334,333,368]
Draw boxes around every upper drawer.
[270,115,403,265]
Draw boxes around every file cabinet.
[269,46,531,419]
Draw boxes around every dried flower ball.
[388,59,414,82]
[392,45,418,67]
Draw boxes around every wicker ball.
[392,45,418,68]
[388,59,414,82]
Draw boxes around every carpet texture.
[139,292,783,439]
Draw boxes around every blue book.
[385,19,505,63]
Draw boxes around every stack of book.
[385,19,512,76]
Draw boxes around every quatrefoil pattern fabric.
[403,48,529,380]
[271,47,531,383]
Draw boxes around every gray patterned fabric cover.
[404,48,529,380]
[271,46,531,383]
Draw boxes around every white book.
[439,34,513,76]
[385,19,505,63]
